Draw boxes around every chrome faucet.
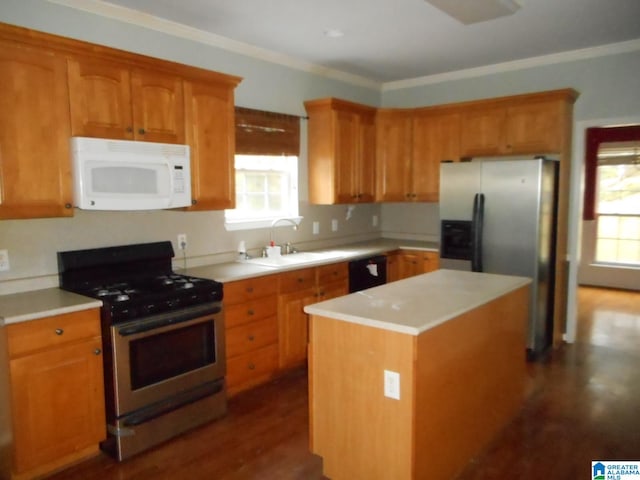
[269,218,299,253]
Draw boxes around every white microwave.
[71,137,192,211]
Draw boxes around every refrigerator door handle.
[471,193,485,272]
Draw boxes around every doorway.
[565,115,640,343]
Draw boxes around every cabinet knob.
[138,128,146,135]
[248,334,255,341]
[55,328,64,335]
[94,348,102,355]
[248,363,256,370]
[126,126,133,133]
[297,278,304,283]
[247,309,255,316]
[191,199,197,205]
[246,287,253,293]
[64,203,72,209]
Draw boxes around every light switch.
[384,370,400,400]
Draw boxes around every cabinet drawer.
[225,295,277,328]
[317,262,348,285]
[224,275,278,305]
[278,267,316,293]
[7,309,101,358]
[226,316,278,358]
[226,344,279,393]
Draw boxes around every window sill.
[224,216,303,231]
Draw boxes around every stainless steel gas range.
[58,241,226,460]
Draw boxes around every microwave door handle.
[163,158,174,207]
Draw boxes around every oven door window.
[129,321,215,390]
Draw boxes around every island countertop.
[304,269,531,335]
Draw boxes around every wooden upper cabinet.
[375,109,413,202]
[0,42,73,219]
[412,109,461,202]
[305,98,377,204]
[68,57,185,144]
[184,78,239,210]
[460,90,578,157]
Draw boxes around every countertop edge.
[304,272,531,336]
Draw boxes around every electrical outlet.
[0,249,9,272]
[372,215,379,227]
[384,370,400,400]
[331,219,338,232]
[177,234,187,251]
[312,221,320,235]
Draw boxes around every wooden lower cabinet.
[3,309,105,480]
[399,250,440,278]
[278,263,349,370]
[390,249,440,281]
[224,275,279,396]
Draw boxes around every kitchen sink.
[245,250,349,268]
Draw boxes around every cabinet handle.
[248,334,255,341]
[247,309,255,316]
[138,128,146,135]
[248,363,256,370]
[126,126,133,133]
[64,203,72,209]
[94,348,102,355]
[191,199,197,205]
[246,287,253,293]
[55,328,64,336]
[297,278,304,283]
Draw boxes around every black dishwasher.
[348,255,387,293]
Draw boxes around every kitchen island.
[304,269,531,480]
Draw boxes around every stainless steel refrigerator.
[439,157,559,359]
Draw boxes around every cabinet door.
[356,112,376,203]
[67,57,134,140]
[376,110,413,202]
[412,111,460,202]
[505,100,563,154]
[334,109,360,203]
[459,106,506,157]
[278,287,317,369]
[130,69,185,144]
[0,44,73,219]
[184,79,235,209]
[398,252,423,279]
[422,252,440,273]
[9,337,105,473]
[386,251,401,283]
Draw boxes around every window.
[226,154,299,227]
[594,148,640,265]
[225,107,301,230]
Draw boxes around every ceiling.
[88,0,640,84]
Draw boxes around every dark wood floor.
[48,286,640,480]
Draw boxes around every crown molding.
[382,38,640,92]
[45,0,382,90]
[46,0,640,94]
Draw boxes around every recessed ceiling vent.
[425,0,522,24]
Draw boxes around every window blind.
[235,107,300,156]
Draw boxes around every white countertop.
[304,269,531,336]
[185,238,438,283]
[0,288,102,326]
[0,238,438,325]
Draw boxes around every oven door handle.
[117,305,221,337]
